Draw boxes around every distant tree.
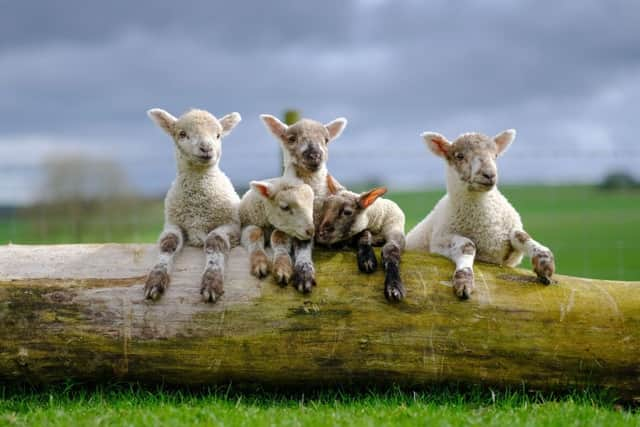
[283,110,300,126]
[38,154,134,203]
[350,176,385,193]
[27,154,139,242]
[599,171,638,191]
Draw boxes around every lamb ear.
[220,112,241,136]
[250,181,273,199]
[325,118,347,142]
[147,108,177,135]
[326,174,342,195]
[494,129,516,155]
[421,132,451,159]
[358,187,387,209]
[260,114,288,138]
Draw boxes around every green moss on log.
[0,244,638,400]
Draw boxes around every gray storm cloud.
[0,0,639,204]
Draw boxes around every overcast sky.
[1,0,639,204]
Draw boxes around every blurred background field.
[393,184,640,281]
[1,182,639,281]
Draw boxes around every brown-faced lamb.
[406,129,556,299]
[316,175,406,301]
[144,108,241,303]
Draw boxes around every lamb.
[239,177,315,285]
[144,108,242,303]
[405,129,556,299]
[259,114,347,293]
[316,175,407,302]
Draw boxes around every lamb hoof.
[292,263,316,294]
[250,251,270,279]
[384,280,405,302]
[538,276,552,285]
[533,252,555,285]
[200,268,224,303]
[453,268,474,300]
[357,245,378,274]
[144,266,169,300]
[273,255,293,287]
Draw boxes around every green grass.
[2,185,639,280]
[0,201,164,244]
[0,385,637,427]
[387,185,640,281]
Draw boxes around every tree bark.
[0,244,638,399]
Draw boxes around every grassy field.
[2,185,639,280]
[389,185,640,281]
[1,185,639,426]
[0,386,637,427]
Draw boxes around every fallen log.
[0,244,638,399]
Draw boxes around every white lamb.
[144,108,242,303]
[239,177,315,285]
[406,129,556,299]
[259,114,347,293]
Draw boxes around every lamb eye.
[216,133,221,139]
[343,209,353,216]
[280,204,290,212]
[455,152,464,160]
[179,130,187,139]
[324,137,329,143]
[287,135,297,143]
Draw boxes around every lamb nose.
[483,172,496,181]
[305,151,321,161]
[322,224,334,234]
